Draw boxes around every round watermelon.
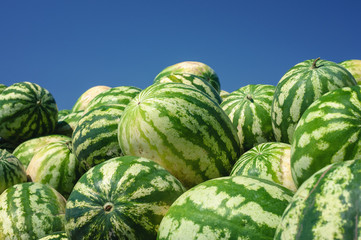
[72,85,110,112]
[291,85,361,187]
[339,59,361,84]
[157,175,293,240]
[118,82,240,188]
[271,58,356,144]
[55,110,84,137]
[0,82,58,144]
[65,155,186,240]
[221,84,275,152]
[275,159,361,239]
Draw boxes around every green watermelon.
[72,104,125,174]
[275,159,361,239]
[0,182,66,240]
[271,58,357,144]
[231,142,296,191]
[26,138,80,198]
[0,149,27,194]
[157,175,293,240]
[84,86,141,113]
[291,85,361,187]
[221,84,275,151]
[12,134,70,168]
[0,84,6,93]
[55,110,84,137]
[154,61,221,93]
[58,109,71,118]
[0,81,58,144]
[154,73,222,104]
[118,82,240,188]
[72,85,110,112]
[220,89,230,100]
[39,232,68,240]
[65,156,186,240]
[339,59,361,84]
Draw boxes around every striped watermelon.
[220,89,230,100]
[154,73,222,104]
[154,61,221,93]
[72,104,125,174]
[84,86,141,113]
[118,82,240,188]
[339,59,361,84]
[0,149,27,194]
[157,175,293,240]
[55,110,84,137]
[0,84,6,93]
[58,109,71,118]
[291,85,361,187]
[221,84,275,152]
[271,58,357,144]
[65,155,186,240]
[39,232,68,240]
[26,138,80,198]
[0,82,58,144]
[0,182,66,240]
[13,134,70,168]
[72,85,110,112]
[230,142,296,191]
[275,159,361,239]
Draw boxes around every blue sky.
[1,1,361,110]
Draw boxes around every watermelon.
[220,89,230,100]
[154,61,221,93]
[118,82,240,188]
[55,110,84,137]
[58,109,71,118]
[0,149,27,194]
[0,182,66,240]
[271,58,357,144]
[154,73,222,104]
[221,84,275,151]
[0,137,18,153]
[65,156,186,240]
[26,138,80,198]
[39,232,68,240]
[339,59,361,84]
[0,84,6,93]
[84,86,141,113]
[231,142,296,191]
[0,81,58,144]
[72,85,110,112]
[157,175,293,240]
[275,159,361,239]
[291,85,361,187]
[13,134,70,168]
[72,104,125,174]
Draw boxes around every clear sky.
[1,1,361,110]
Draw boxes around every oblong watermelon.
[0,82,58,144]
[65,156,186,240]
[275,159,361,239]
[271,58,356,144]
[118,82,240,188]
[157,175,293,240]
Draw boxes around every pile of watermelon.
[1,59,361,239]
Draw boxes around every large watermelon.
[271,58,356,144]
[155,73,222,104]
[339,59,361,84]
[118,82,240,188]
[12,134,70,168]
[65,156,186,240]
[55,110,84,137]
[291,85,361,187]
[275,159,361,239]
[72,85,110,112]
[230,142,296,192]
[84,86,141,113]
[0,182,66,240]
[221,84,275,151]
[26,138,80,198]
[157,175,293,240]
[0,82,58,144]
[0,149,27,194]
[0,84,6,93]
[154,61,221,93]
[72,104,125,174]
